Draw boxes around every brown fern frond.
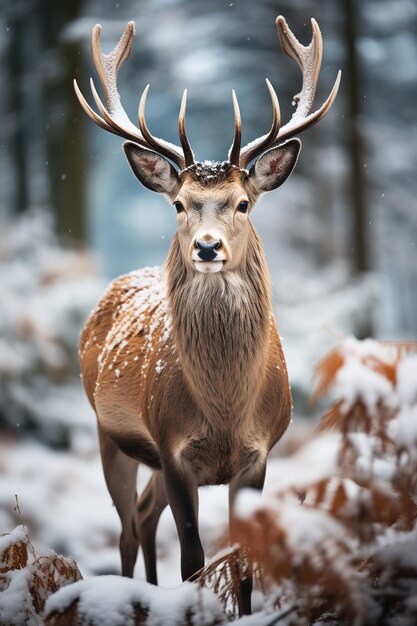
[365,355,398,385]
[0,536,28,573]
[381,341,417,356]
[229,502,365,624]
[391,472,417,531]
[316,400,346,433]
[0,526,29,592]
[29,554,82,614]
[196,544,260,614]
[296,476,401,546]
[311,347,345,405]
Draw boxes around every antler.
[237,16,341,169]
[74,22,195,170]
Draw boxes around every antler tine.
[91,22,138,131]
[239,17,341,167]
[178,90,195,168]
[73,78,118,135]
[74,22,187,169]
[275,69,341,144]
[239,79,281,168]
[138,85,186,169]
[272,16,341,144]
[229,90,242,166]
[74,22,150,143]
[278,16,322,119]
[84,22,147,141]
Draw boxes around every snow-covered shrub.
[0,524,82,626]
[0,211,104,445]
[198,338,417,625]
[44,576,225,626]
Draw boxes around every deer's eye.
[237,201,249,213]
[174,201,185,213]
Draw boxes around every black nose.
[196,240,221,262]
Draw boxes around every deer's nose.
[195,239,221,261]
[195,239,221,262]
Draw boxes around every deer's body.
[75,14,339,615]
[80,234,290,485]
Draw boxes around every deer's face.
[173,165,252,274]
[123,141,301,274]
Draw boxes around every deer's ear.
[123,142,179,194]
[248,139,301,193]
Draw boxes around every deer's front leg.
[161,454,204,581]
[229,453,267,616]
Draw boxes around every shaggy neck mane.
[165,224,272,424]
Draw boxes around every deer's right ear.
[247,139,301,193]
[123,142,180,194]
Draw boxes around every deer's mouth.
[193,260,225,273]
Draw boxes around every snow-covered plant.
[0,211,104,445]
[198,338,417,625]
[0,524,82,626]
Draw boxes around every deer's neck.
[165,226,272,424]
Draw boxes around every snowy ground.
[0,424,338,590]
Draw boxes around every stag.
[76,15,340,614]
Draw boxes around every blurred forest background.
[1,0,416,444]
[0,0,417,615]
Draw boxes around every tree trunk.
[344,0,369,274]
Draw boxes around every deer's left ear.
[248,139,301,193]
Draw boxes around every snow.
[396,356,417,406]
[0,210,104,443]
[0,427,339,623]
[0,525,28,557]
[45,576,224,626]
[0,568,35,626]
[347,432,396,481]
[342,337,397,362]
[391,405,417,458]
[325,338,409,416]
[264,433,339,492]
[155,358,165,374]
[234,489,263,521]
[94,266,171,383]
[334,358,394,415]
[374,529,417,575]
[281,501,349,557]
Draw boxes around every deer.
[76,15,340,615]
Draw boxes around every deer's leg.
[135,471,167,585]
[229,455,267,616]
[97,422,139,577]
[161,455,204,582]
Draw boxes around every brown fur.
[80,226,291,483]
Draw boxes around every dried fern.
[0,521,82,624]
[200,339,417,624]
